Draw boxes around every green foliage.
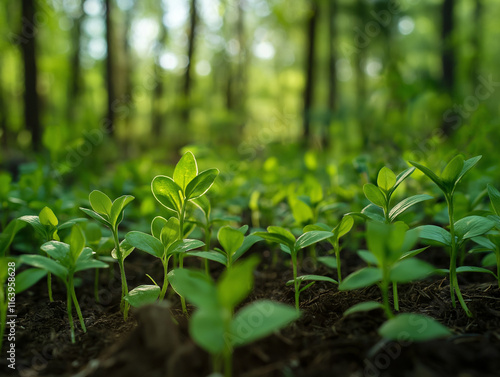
[168,257,299,376]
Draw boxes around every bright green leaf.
[377,167,397,192]
[124,285,161,307]
[125,231,164,258]
[339,267,382,290]
[344,301,384,316]
[39,207,58,227]
[89,190,112,216]
[218,226,245,257]
[152,175,183,213]
[390,259,435,283]
[185,168,219,200]
[379,314,451,341]
[173,151,198,191]
[363,183,386,208]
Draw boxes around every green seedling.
[410,155,494,317]
[186,225,262,269]
[0,219,27,257]
[169,256,300,377]
[350,166,432,311]
[18,206,84,302]
[151,151,219,313]
[124,216,204,307]
[340,222,435,318]
[191,195,241,274]
[20,225,108,343]
[253,227,335,310]
[303,215,354,283]
[80,190,134,319]
[352,166,433,223]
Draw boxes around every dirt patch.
[3,251,500,377]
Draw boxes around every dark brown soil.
[3,249,500,377]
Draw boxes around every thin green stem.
[224,346,232,377]
[335,244,342,283]
[66,283,75,344]
[47,272,53,302]
[381,267,394,318]
[94,269,100,303]
[113,229,129,320]
[69,274,87,333]
[446,194,472,317]
[292,251,299,311]
[204,223,211,275]
[159,257,169,300]
[178,201,188,315]
[392,282,399,311]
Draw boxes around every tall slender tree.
[302,0,318,144]
[21,0,41,151]
[105,0,116,135]
[441,0,456,136]
[324,0,338,149]
[67,0,86,121]
[182,0,198,122]
[152,2,168,138]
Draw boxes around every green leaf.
[295,230,333,251]
[400,247,429,260]
[190,307,226,354]
[357,250,378,265]
[454,216,495,241]
[125,231,164,258]
[303,223,330,232]
[79,207,111,228]
[389,194,433,222]
[40,241,71,266]
[167,239,205,255]
[379,314,451,341]
[344,301,384,316]
[151,216,168,239]
[84,222,102,245]
[185,168,219,200]
[377,167,396,192]
[186,251,228,266]
[339,267,382,290]
[390,259,435,283]
[39,207,58,227]
[18,215,47,238]
[289,197,314,225]
[124,285,161,307]
[15,268,47,294]
[233,235,263,262]
[111,239,135,261]
[230,300,300,347]
[89,190,112,216]
[173,151,198,191]
[160,217,180,246]
[74,257,108,272]
[0,219,27,257]
[487,184,500,216]
[218,226,245,257]
[456,266,497,278]
[151,175,183,213]
[20,254,68,280]
[69,225,86,262]
[363,183,386,208]
[109,195,134,228]
[389,167,415,196]
[318,256,337,269]
[409,161,446,193]
[416,225,451,247]
[441,155,464,184]
[286,275,337,286]
[168,268,217,308]
[192,195,211,217]
[455,156,481,186]
[361,204,385,222]
[482,253,497,267]
[267,226,296,245]
[336,215,354,238]
[217,256,259,310]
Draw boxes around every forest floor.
[3,248,500,377]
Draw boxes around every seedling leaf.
[125,231,164,258]
[344,301,384,316]
[416,225,451,246]
[390,259,435,283]
[124,285,161,307]
[218,226,245,257]
[379,314,451,341]
[456,266,497,278]
[286,275,337,286]
[168,268,217,309]
[377,167,396,192]
[15,268,47,294]
[190,308,226,354]
[363,183,386,208]
[89,190,112,216]
[20,254,68,279]
[152,175,183,213]
[389,194,433,222]
[39,207,58,227]
[295,231,333,251]
[454,216,495,241]
[230,300,300,347]
[109,195,134,228]
[441,155,464,184]
[185,169,219,200]
[487,184,500,216]
[339,267,382,290]
[173,151,198,191]
[409,161,446,192]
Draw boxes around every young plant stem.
[308,245,317,268]
[204,223,210,275]
[392,282,399,311]
[47,272,53,302]
[159,257,169,300]
[335,244,342,283]
[66,285,75,343]
[69,275,87,333]
[113,230,129,320]
[224,346,232,377]
[178,201,188,315]
[292,251,300,311]
[446,195,472,317]
[381,266,394,319]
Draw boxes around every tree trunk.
[181,0,198,122]
[105,0,116,135]
[302,0,318,144]
[441,0,456,136]
[67,0,86,121]
[21,0,41,151]
[152,3,168,138]
[355,0,368,148]
[470,0,482,83]
[0,60,7,148]
[324,0,338,149]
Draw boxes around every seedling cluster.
[2,152,500,375]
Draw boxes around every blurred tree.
[441,0,456,136]
[105,0,116,135]
[355,0,368,148]
[470,0,482,83]
[302,0,318,144]
[182,0,198,122]
[324,0,338,149]
[67,0,86,121]
[21,0,41,152]
[152,2,168,138]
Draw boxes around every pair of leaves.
[125,231,204,259]
[303,215,354,248]
[364,167,415,207]
[417,216,495,247]
[168,257,299,355]
[253,227,333,255]
[410,155,481,195]
[151,152,219,213]
[80,190,134,231]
